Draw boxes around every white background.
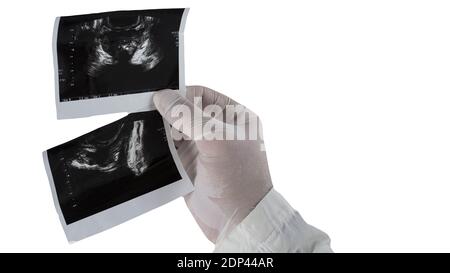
[0,0,449,252]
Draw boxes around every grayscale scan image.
[45,111,182,224]
[56,9,185,101]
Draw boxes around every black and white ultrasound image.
[56,9,184,101]
[46,111,182,224]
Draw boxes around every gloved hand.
[153,86,273,243]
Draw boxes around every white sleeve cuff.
[214,188,333,253]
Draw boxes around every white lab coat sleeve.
[214,188,333,253]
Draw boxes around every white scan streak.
[127,120,149,176]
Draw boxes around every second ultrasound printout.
[43,111,193,241]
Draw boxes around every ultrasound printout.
[53,8,188,119]
[43,111,193,241]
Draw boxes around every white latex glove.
[153,86,273,243]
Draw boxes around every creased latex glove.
[153,86,273,243]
